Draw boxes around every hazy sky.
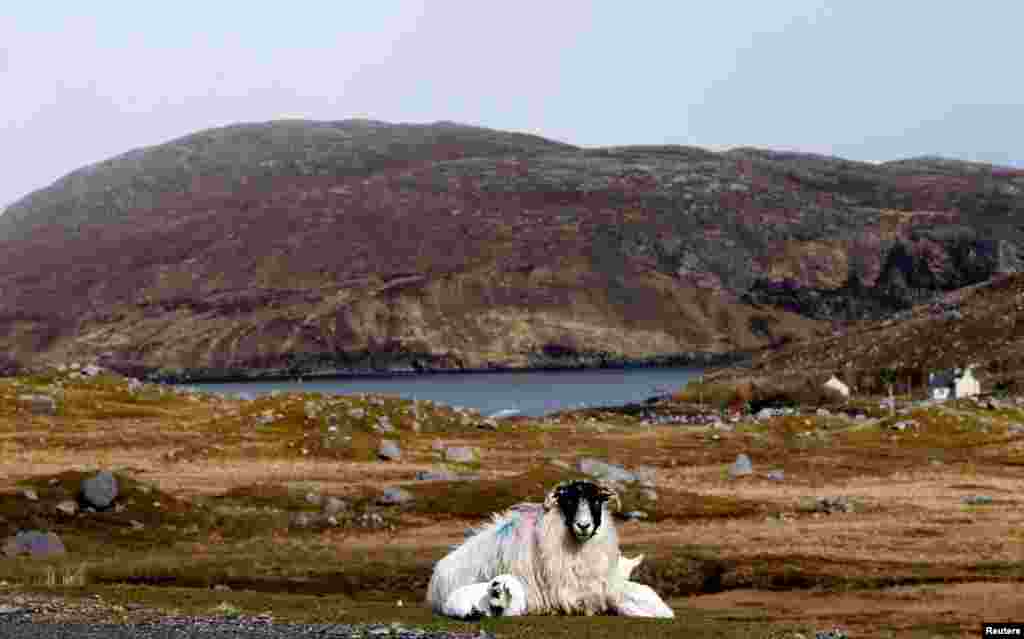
[3,1,1022,206]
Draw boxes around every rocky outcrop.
[0,121,1022,379]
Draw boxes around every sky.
[2,1,1023,207]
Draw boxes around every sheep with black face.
[427,479,673,618]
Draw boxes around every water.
[186,366,703,417]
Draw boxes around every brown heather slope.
[708,272,1024,394]
[1,120,1023,380]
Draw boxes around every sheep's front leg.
[611,581,674,618]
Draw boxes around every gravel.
[0,614,491,639]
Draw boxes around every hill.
[1,119,1023,380]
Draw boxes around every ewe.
[427,479,673,618]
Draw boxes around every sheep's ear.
[544,482,566,511]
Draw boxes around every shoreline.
[135,351,751,385]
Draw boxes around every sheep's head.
[544,480,620,543]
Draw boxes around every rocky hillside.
[1,120,1023,381]
[710,272,1024,395]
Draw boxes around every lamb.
[441,574,527,619]
[426,479,673,618]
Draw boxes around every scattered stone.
[348,408,366,419]
[18,394,57,416]
[766,470,785,481]
[890,420,917,432]
[443,446,479,464]
[212,584,232,592]
[378,439,402,461]
[620,510,649,521]
[962,495,993,505]
[81,470,119,509]
[815,629,849,639]
[82,364,102,377]
[377,487,413,505]
[816,408,830,416]
[0,605,28,616]
[129,520,145,531]
[728,454,753,478]
[288,512,317,529]
[577,458,637,483]
[304,492,323,507]
[56,500,78,516]
[798,496,857,514]
[19,488,38,501]
[2,530,66,558]
[415,470,459,481]
[322,497,348,517]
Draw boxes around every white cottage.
[823,374,850,398]
[928,366,980,400]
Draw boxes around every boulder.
[377,487,413,505]
[728,454,753,478]
[18,394,57,416]
[322,497,349,517]
[378,439,402,461]
[443,446,479,464]
[2,530,66,558]
[81,470,119,509]
[19,488,38,501]
[577,458,637,483]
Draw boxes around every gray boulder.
[415,469,459,481]
[577,458,637,483]
[378,439,402,461]
[377,487,414,505]
[443,446,479,464]
[18,394,57,416]
[2,531,66,558]
[81,470,119,509]
[728,454,753,478]
[322,497,349,517]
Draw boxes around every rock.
[18,394,57,416]
[577,458,637,483]
[620,510,649,521]
[348,408,366,419]
[443,446,479,464]
[304,492,323,506]
[1008,424,1024,435]
[129,520,145,530]
[728,454,753,478]
[19,488,38,501]
[890,420,917,432]
[766,470,785,481]
[962,495,993,505]
[378,487,413,505]
[378,439,402,461]
[0,605,30,616]
[2,530,66,558]
[415,470,459,481]
[82,364,102,377]
[799,496,857,514]
[288,512,318,529]
[322,497,348,516]
[639,488,658,501]
[815,629,849,639]
[56,500,78,516]
[81,470,119,509]
[816,408,830,416]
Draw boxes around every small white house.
[928,366,980,400]
[823,374,850,398]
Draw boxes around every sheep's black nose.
[574,522,592,535]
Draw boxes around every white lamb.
[441,574,527,619]
[426,479,673,618]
